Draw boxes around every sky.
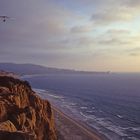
[0,0,140,72]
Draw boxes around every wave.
[80,106,88,109]
[116,114,123,119]
[34,88,64,99]
[34,88,140,140]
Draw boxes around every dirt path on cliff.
[53,107,105,140]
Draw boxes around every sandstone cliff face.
[0,76,57,140]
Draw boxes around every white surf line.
[52,106,103,140]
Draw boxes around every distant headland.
[0,63,110,75]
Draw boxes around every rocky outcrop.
[0,76,57,140]
[0,70,19,78]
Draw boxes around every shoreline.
[34,88,109,140]
[53,106,108,140]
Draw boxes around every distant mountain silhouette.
[0,63,110,75]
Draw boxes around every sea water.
[23,73,140,140]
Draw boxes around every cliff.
[0,76,57,140]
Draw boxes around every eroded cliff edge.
[0,76,57,140]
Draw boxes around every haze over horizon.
[0,0,140,72]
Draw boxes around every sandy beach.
[53,107,106,140]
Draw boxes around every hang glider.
[0,16,12,22]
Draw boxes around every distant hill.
[0,63,110,75]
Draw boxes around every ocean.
[23,73,140,140]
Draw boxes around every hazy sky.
[0,0,140,72]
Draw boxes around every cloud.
[127,47,140,56]
[70,25,93,33]
[105,29,130,35]
[97,29,132,46]
[129,53,139,56]
[123,0,140,7]
[98,38,127,46]
[91,8,134,25]
[0,0,75,53]
[128,47,140,52]
[90,0,140,25]
[0,0,140,71]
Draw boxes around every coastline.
[53,106,107,140]
[34,88,108,140]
